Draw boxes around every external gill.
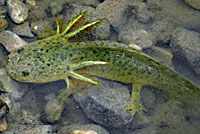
[61,18,104,41]
[38,11,104,42]
[58,61,107,103]
[37,11,87,38]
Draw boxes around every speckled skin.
[0,19,8,32]
[5,12,200,116]
[5,35,200,116]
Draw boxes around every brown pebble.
[0,119,7,132]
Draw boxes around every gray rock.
[28,0,48,20]
[0,6,7,19]
[119,29,153,49]
[44,98,64,123]
[143,46,173,68]
[73,78,133,127]
[131,1,153,24]
[0,68,28,101]
[0,68,18,93]
[0,30,27,52]
[0,94,10,123]
[152,0,200,32]
[82,0,100,7]
[63,0,100,7]
[0,44,7,67]
[128,101,200,134]
[152,102,199,134]
[49,0,64,16]
[7,0,29,24]
[184,0,200,10]
[59,124,109,134]
[3,125,52,134]
[30,18,54,37]
[96,0,129,28]
[148,21,174,45]
[12,22,34,37]
[140,87,156,115]
[171,27,200,75]
[0,0,5,6]
[147,0,162,10]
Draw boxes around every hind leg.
[125,82,146,116]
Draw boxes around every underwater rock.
[12,22,34,38]
[0,94,11,118]
[30,18,54,37]
[73,78,133,127]
[0,44,7,67]
[143,46,173,68]
[49,0,64,16]
[184,0,200,10]
[96,0,129,28]
[147,21,174,45]
[140,87,156,116]
[171,27,200,75]
[7,0,29,24]
[0,68,29,101]
[152,102,200,134]
[0,119,7,132]
[0,6,7,19]
[59,124,109,134]
[3,125,52,134]
[0,68,18,93]
[131,1,153,24]
[147,0,162,11]
[67,0,100,7]
[5,108,48,133]
[44,98,64,123]
[0,0,5,6]
[119,29,153,49]
[151,0,200,32]
[0,94,10,132]
[82,0,100,7]
[0,30,27,52]
[25,0,36,7]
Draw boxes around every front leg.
[57,61,107,102]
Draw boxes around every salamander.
[5,12,200,116]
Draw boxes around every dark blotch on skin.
[93,50,97,54]
[22,71,29,76]
[17,48,24,54]
[69,53,73,57]
[61,55,65,61]
[66,66,70,71]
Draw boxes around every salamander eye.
[21,70,29,77]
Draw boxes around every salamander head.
[6,49,39,82]
[5,47,66,83]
